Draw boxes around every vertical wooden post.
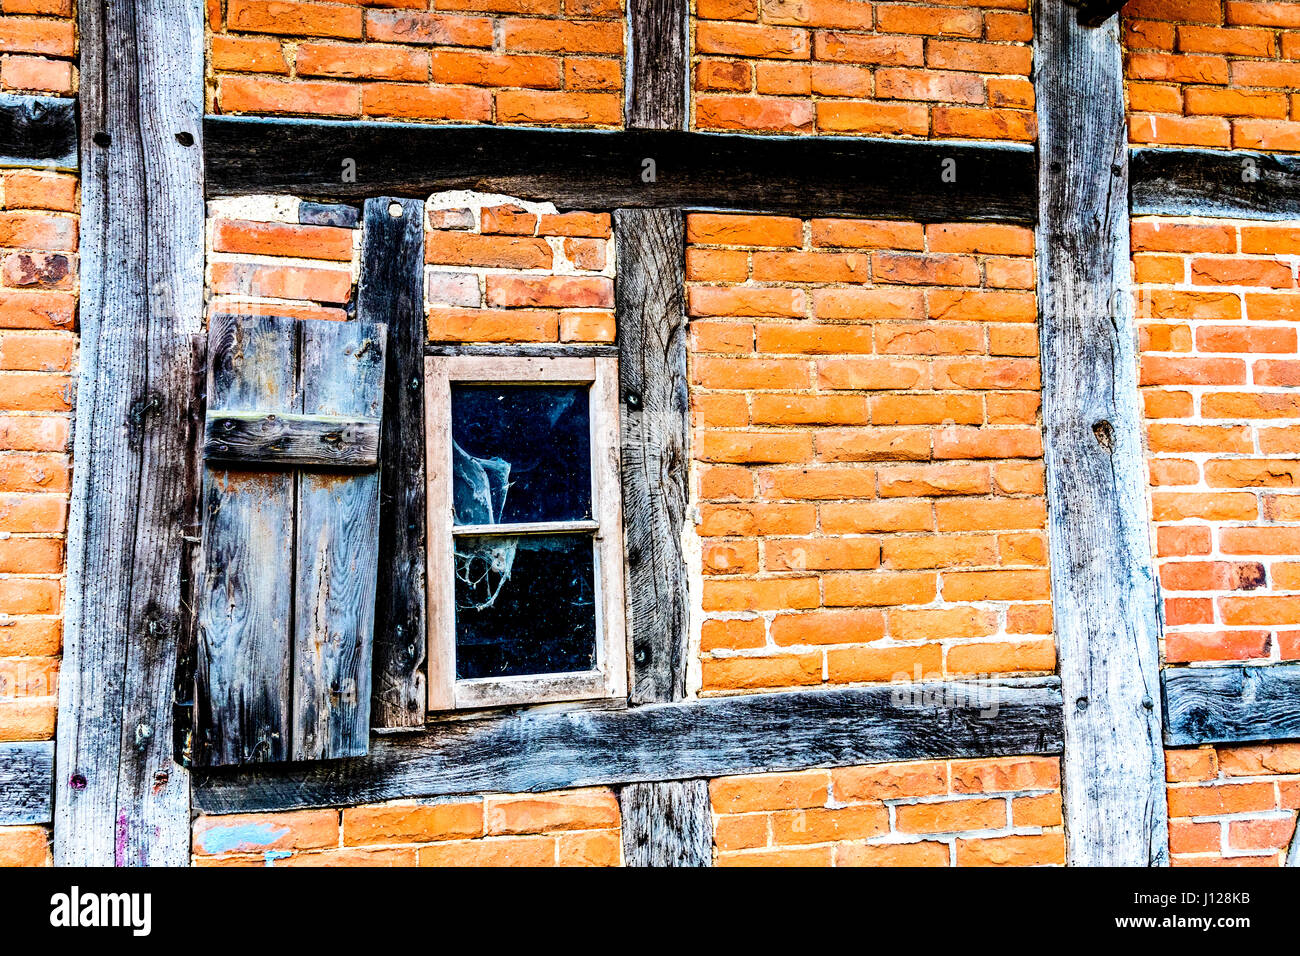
[1034,0,1168,866]
[362,197,429,729]
[54,0,205,864]
[624,0,689,130]
[616,208,713,862]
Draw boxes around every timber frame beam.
[193,678,1066,814]
[53,0,205,864]
[1034,0,1167,866]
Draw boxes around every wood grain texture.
[361,197,429,728]
[1035,0,1168,867]
[0,93,76,169]
[206,119,1037,224]
[204,412,380,467]
[55,0,203,866]
[616,209,689,705]
[194,677,1064,813]
[625,0,688,130]
[619,779,711,866]
[1130,147,1300,221]
[0,741,53,825]
[195,315,297,767]
[293,320,387,760]
[1162,664,1300,746]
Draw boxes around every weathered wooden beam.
[55,0,203,865]
[362,196,429,729]
[617,208,690,705]
[426,344,619,358]
[619,779,712,866]
[1163,664,1300,747]
[193,677,1065,813]
[1130,147,1300,220]
[203,412,380,467]
[205,118,1037,224]
[625,0,688,130]
[1066,0,1126,27]
[0,93,76,169]
[1035,0,1168,867]
[0,741,53,825]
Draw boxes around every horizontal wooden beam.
[205,117,1036,223]
[0,741,53,825]
[1163,663,1300,747]
[193,677,1063,813]
[204,412,380,467]
[1130,147,1300,220]
[0,93,76,170]
[1067,0,1125,27]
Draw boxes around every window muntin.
[426,355,627,711]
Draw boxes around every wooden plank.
[1035,0,1168,867]
[205,119,1037,224]
[0,93,76,169]
[0,741,53,825]
[194,315,297,767]
[617,208,689,705]
[204,412,380,467]
[55,0,203,866]
[293,320,387,760]
[1162,664,1300,747]
[193,677,1065,813]
[625,0,688,130]
[426,344,619,358]
[1130,147,1300,221]
[361,196,429,728]
[172,333,208,767]
[619,780,712,867]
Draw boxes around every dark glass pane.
[451,384,591,525]
[454,532,598,679]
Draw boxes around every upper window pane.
[451,384,592,525]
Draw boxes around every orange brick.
[341,801,483,846]
[895,798,1005,834]
[956,833,1065,866]
[485,788,619,835]
[710,770,830,813]
[193,811,339,855]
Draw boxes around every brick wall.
[712,756,1063,865]
[207,0,624,125]
[207,196,362,321]
[425,193,614,344]
[1125,0,1300,150]
[192,786,622,865]
[686,213,1051,694]
[692,0,1034,138]
[0,0,75,95]
[1167,744,1299,866]
[0,168,77,869]
[1136,217,1300,666]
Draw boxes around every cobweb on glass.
[452,439,517,611]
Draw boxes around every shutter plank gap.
[293,320,387,760]
[195,315,297,766]
[362,196,430,729]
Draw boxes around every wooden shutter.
[193,314,388,766]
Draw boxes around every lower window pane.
[454,532,598,680]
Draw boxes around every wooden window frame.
[424,354,628,712]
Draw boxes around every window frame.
[424,354,628,712]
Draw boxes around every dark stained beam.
[1131,147,1300,220]
[0,93,76,169]
[205,118,1037,224]
[1164,664,1300,747]
[193,677,1064,814]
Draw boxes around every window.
[425,355,627,711]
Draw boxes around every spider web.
[452,439,516,611]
